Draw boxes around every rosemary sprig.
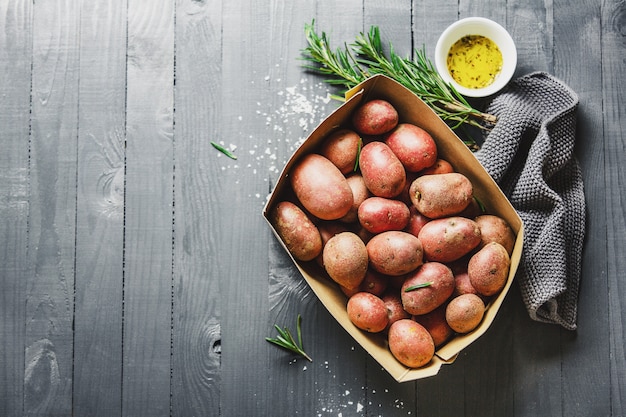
[266,314,313,362]
[404,281,434,292]
[302,22,367,93]
[211,141,237,160]
[301,21,497,142]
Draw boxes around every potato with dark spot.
[323,232,368,290]
[413,304,454,347]
[418,216,482,263]
[366,231,423,276]
[341,269,389,297]
[290,153,354,220]
[468,242,511,296]
[271,201,322,261]
[388,319,435,368]
[358,196,410,233]
[351,99,399,136]
[382,291,411,332]
[320,129,362,175]
[404,206,431,238]
[445,293,485,333]
[401,262,455,316]
[475,214,516,255]
[409,173,473,218]
[359,141,406,198]
[419,158,454,176]
[347,292,389,333]
[453,270,481,298]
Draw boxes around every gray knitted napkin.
[475,72,586,330]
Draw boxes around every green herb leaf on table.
[301,20,497,151]
[266,314,313,362]
[211,141,237,160]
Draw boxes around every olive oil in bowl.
[435,17,516,97]
[446,35,503,89]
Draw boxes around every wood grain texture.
[123,0,175,415]
[171,0,223,414]
[73,1,127,415]
[554,0,611,416]
[0,0,32,415]
[602,0,626,414]
[24,0,80,414]
[0,0,624,415]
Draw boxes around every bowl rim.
[435,17,517,98]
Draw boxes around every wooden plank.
[602,1,626,412]
[170,0,223,414]
[217,0,323,414]
[412,0,457,62]
[507,0,553,75]
[122,1,175,415]
[72,1,127,415]
[553,0,611,415]
[23,0,80,414]
[0,1,33,415]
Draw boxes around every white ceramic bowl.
[435,17,517,98]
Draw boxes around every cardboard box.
[263,74,524,382]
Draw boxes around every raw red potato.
[358,196,410,233]
[388,319,435,368]
[340,174,371,223]
[270,201,322,262]
[382,291,411,332]
[323,232,368,290]
[320,128,362,175]
[413,304,454,347]
[468,242,511,296]
[418,216,482,263]
[475,214,516,255]
[351,99,398,136]
[385,123,438,172]
[290,153,354,220]
[347,292,389,333]
[445,293,485,334]
[404,206,431,238]
[401,262,455,315]
[359,141,406,198]
[419,158,455,175]
[409,172,473,218]
[341,269,389,297]
[453,270,482,298]
[366,231,423,276]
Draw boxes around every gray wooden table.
[1,1,624,416]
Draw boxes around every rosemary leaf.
[353,138,362,172]
[211,141,237,160]
[404,281,434,292]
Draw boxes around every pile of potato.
[270,99,515,369]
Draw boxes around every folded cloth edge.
[476,71,586,330]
